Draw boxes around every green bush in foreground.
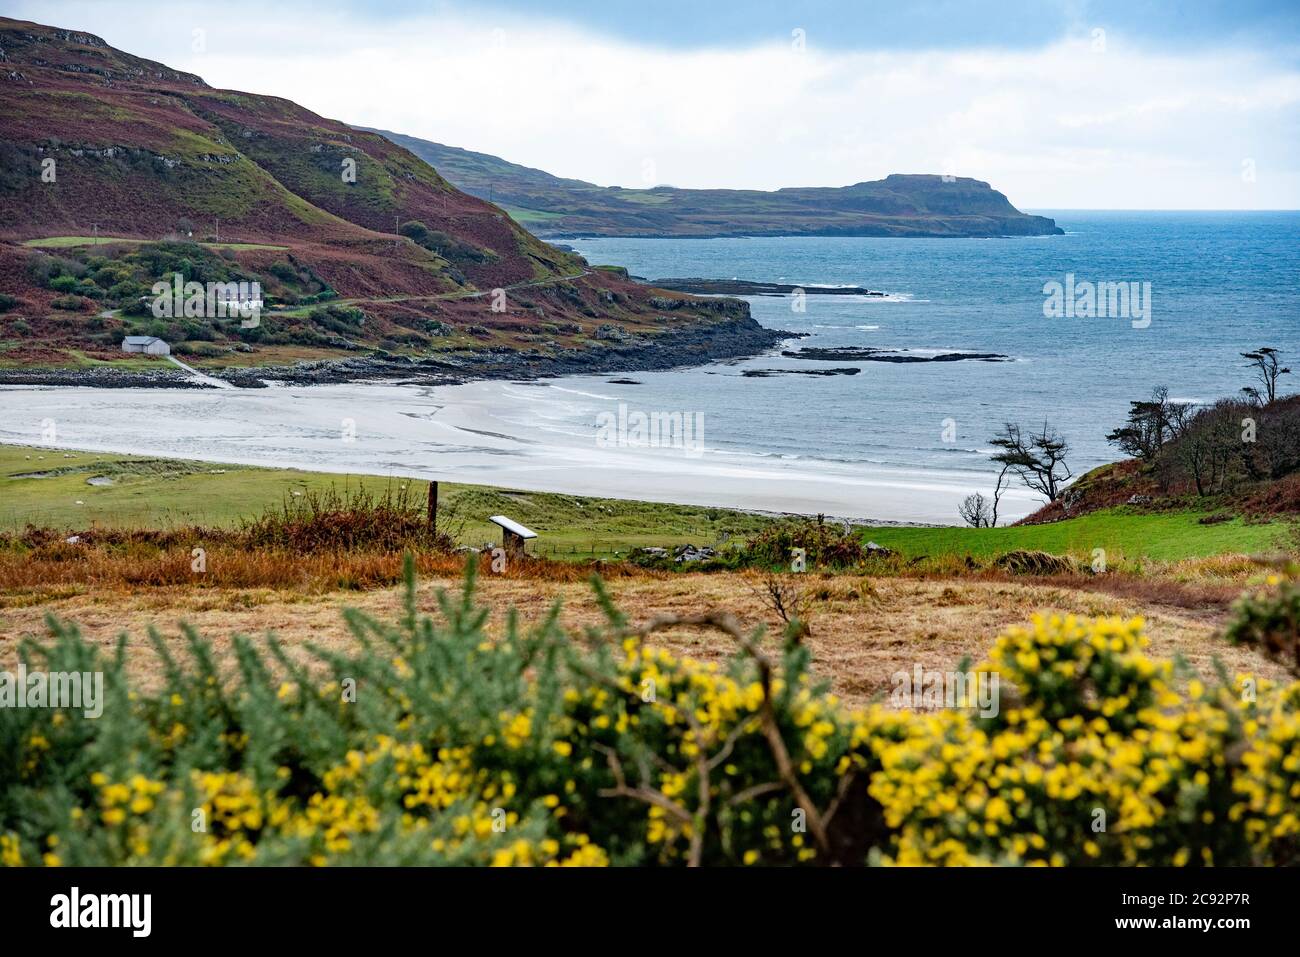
[2,560,1298,867]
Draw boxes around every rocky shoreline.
[0,317,795,390]
[650,278,885,297]
[781,346,1011,363]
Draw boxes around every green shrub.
[742,519,868,569]
[50,295,89,312]
[308,304,367,335]
[399,220,495,265]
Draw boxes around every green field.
[0,444,1290,562]
[502,206,564,225]
[858,511,1288,563]
[0,445,772,558]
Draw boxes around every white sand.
[0,380,1043,524]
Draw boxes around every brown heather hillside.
[0,17,775,374]
[1019,394,1300,525]
[0,18,573,291]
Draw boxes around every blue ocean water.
[563,212,1299,476]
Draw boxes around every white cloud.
[14,0,1300,207]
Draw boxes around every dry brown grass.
[1,568,1285,708]
[0,545,647,596]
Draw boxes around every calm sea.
[2,212,1295,524]
[563,211,1300,476]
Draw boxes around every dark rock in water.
[782,348,879,360]
[651,278,885,297]
[783,347,1010,363]
[742,367,860,377]
[607,378,642,385]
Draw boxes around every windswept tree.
[1242,347,1291,405]
[1106,386,1192,461]
[990,420,1072,503]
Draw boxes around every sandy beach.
[0,379,1041,524]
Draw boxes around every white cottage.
[121,336,170,356]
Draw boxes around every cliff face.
[369,130,1063,239]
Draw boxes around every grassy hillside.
[0,235,736,371]
[0,17,759,373]
[0,19,573,290]
[368,128,1063,239]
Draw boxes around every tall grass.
[0,484,647,595]
[237,485,454,552]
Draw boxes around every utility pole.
[215,218,219,243]
[92,223,98,245]
[395,214,400,248]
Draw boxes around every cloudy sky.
[13,0,1300,208]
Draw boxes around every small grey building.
[121,335,170,356]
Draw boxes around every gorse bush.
[742,518,870,570]
[2,561,1298,867]
[1224,573,1300,676]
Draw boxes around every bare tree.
[752,574,811,641]
[1242,347,1291,405]
[958,492,993,528]
[989,420,1072,503]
